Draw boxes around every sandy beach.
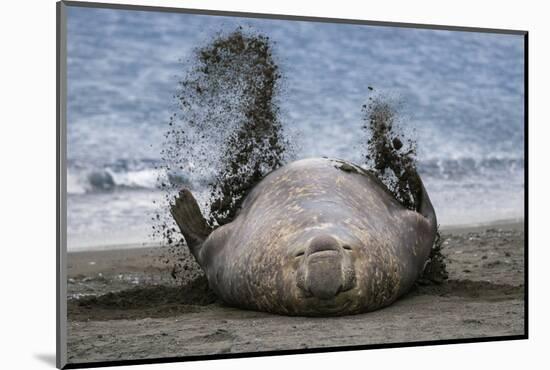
[66,220,525,365]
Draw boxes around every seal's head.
[202,219,383,316]
[266,225,382,316]
[296,234,356,300]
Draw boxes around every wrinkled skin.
[182,158,437,316]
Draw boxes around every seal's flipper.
[170,189,213,259]
[410,172,437,234]
[403,171,448,284]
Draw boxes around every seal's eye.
[342,245,352,251]
[295,251,305,258]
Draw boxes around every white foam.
[108,168,162,189]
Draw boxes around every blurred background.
[66,6,525,250]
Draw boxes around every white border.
[3,0,548,369]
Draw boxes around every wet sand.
[66,221,525,365]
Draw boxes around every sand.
[65,221,525,365]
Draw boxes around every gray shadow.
[34,353,56,367]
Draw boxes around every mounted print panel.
[57,1,527,368]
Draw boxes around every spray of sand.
[362,90,448,283]
[153,28,293,282]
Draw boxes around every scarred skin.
[172,157,437,316]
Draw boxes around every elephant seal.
[171,157,437,316]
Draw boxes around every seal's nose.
[304,235,343,299]
[307,235,340,256]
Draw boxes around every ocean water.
[66,6,525,250]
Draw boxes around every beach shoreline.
[66,220,525,364]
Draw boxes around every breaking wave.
[67,159,204,194]
[67,155,523,196]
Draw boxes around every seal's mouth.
[309,249,339,258]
